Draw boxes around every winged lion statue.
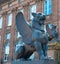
[15,12,58,60]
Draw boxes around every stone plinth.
[11,59,56,64]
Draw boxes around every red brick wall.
[52,0,60,39]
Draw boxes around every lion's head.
[32,13,46,25]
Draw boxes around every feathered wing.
[16,12,32,44]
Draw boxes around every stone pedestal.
[11,59,56,64]
[48,42,60,64]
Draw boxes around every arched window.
[4,42,10,62]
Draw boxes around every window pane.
[19,9,24,13]
[15,40,22,51]
[4,42,10,61]
[6,33,11,40]
[8,2,12,7]
[5,43,10,54]
[44,1,47,14]
[30,4,36,20]
[29,53,34,60]
[0,7,2,11]
[16,32,21,38]
[44,0,52,15]
[18,0,23,2]
[0,17,3,29]
[0,35,1,40]
[7,13,12,26]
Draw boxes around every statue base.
[11,59,56,64]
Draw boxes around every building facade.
[0,0,60,64]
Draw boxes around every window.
[16,32,21,38]
[15,40,22,51]
[29,53,34,60]
[30,4,36,20]
[0,7,2,11]
[44,0,52,15]
[18,0,23,3]
[7,13,12,26]
[0,35,1,40]
[0,17,3,29]
[19,9,24,13]
[8,2,12,7]
[4,42,10,62]
[6,33,11,40]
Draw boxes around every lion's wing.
[16,12,32,44]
